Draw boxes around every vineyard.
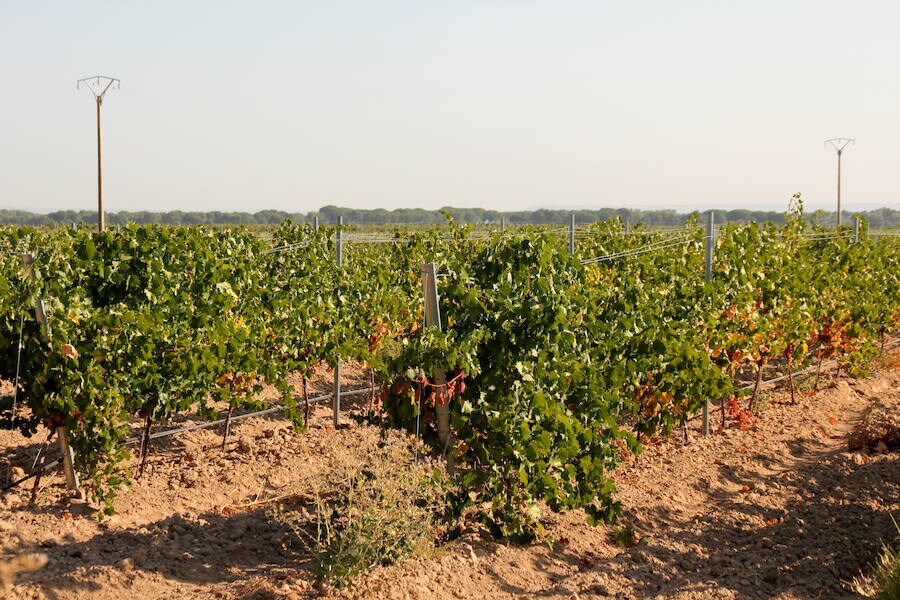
[2,205,900,593]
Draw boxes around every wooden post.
[333,216,343,428]
[57,427,80,490]
[314,216,319,232]
[23,254,80,491]
[836,148,842,228]
[853,216,860,243]
[422,262,450,451]
[96,96,105,233]
[22,255,48,339]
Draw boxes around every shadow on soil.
[473,435,897,599]
[14,505,312,599]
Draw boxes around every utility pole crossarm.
[825,137,854,153]
[77,76,120,100]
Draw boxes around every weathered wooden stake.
[221,403,234,450]
[422,262,450,452]
[56,427,80,490]
[24,254,80,491]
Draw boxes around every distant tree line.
[1,206,898,228]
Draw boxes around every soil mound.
[849,400,900,451]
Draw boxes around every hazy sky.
[1,1,898,214]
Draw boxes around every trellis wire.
[574,231,696,241]
[799,233,853,241]
[575,226,695,238]
[679,335,900,428]
[1,386,379,492]
[258,222,765,252]
[343,238,410,245]
[581,239,694,265]
[262,241,312,254]
[10,316,24,425]
[738,335,900,391]
[581,234,694,265]
[122,385,378,447]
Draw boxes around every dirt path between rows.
[2,356,898,599]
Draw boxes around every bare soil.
[2,355,899,600]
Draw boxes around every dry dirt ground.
[1,354,899,600]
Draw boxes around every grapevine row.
[0,206,898,535]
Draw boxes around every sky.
[1,1,898,215]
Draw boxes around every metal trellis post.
[569,214,576,255]
[702,212,716,435]
[333,216,343,428]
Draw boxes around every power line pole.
[824,138,854,228]
[77,76,120,233]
